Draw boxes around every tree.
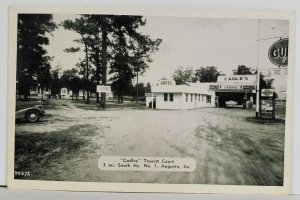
[36,60,52,100]
[62,15,161,105]
[145,82,151,93]
[61,68,83,100]
[172,67,195,85]
[109,16,161,103]
[49,66,62,98]
[62,15,96,104]
[233,65,253,75]
[233,65,274,89]
[194,66,221,82]
[17,14,56,100]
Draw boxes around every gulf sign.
[261,89,274,97]
[268,38,288,67]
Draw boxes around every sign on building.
[268,38,288,67]
[243,85,256,91]
[97,85,111,93]
[209,85,219,90]
[158,79,175,86]
[217,75,257,84]
[219,84,242,90]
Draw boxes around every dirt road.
[14,100,285,185]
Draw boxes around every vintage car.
[15,100,46,123]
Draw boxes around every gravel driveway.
[14,99,285,185]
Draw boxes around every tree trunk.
[41,88,44,101]
[24,89,30,101]
[100,22,108,108]
[118,92,121,103]
[85,43,90,104]
[121,90,124,103]
[136,70,139,104]
[95,25,101,103]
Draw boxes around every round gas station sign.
[268,38,288,67]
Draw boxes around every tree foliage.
[61,15,161,104]
[49,66,62,97]
[194,66,221,82]
[233,65,274,89]
[62,15,95,103]
[233,65,253,75]
[17,14,56,99]
[173,66,221,84]
[172,67,195,85]
[109,16,161,103]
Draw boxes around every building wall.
[155,93,183,109]
[154,92,215,110]
[181,93,216,109]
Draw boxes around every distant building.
[30,87,51,98]
[60,88,113,100]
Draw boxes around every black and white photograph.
[7,7,295,194]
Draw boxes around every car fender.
[15,108,45,120]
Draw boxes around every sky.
[45,14,289,93]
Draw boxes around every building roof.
[151,82,216,95]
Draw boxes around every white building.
[30,87,51,98]
[60,88,113,100]
[147,80,216,109]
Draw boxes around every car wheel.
[25,110,40,123]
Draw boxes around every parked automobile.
[15,100,46,123]
[225,100,238,106]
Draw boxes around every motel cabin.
[147,80,216,109]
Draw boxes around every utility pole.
[136,69,139,104]
[256,20,261,119]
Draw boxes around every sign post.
[97,85,111,94]
[97,85,111,108]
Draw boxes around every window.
[202,95,204,101]
[186,94,188,102]
[191,94,193,102]
[169,93,173,101]
[198,94,200,101]
[206,95,211,103]
[195,94,197,101]
[164,93,168,101]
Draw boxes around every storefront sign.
[209,85,219,90]
[268,38,288,67]
[97,85,111,93]
[243,85,256,91]
[219,84,242,90]
[217,75,257,84]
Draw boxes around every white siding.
[155,93,182,109]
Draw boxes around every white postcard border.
[7,6,295,194]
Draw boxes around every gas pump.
[260,89,275,119]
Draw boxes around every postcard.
[7,6,295,194]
